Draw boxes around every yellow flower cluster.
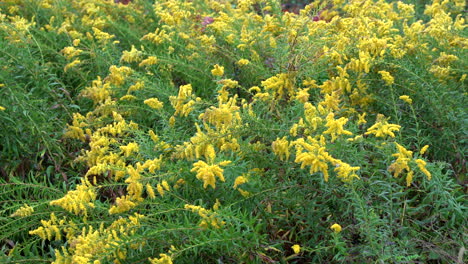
[185,201,225,229]
[388,143,432,186]
[50,179,96,216]
[10,204,34,217]
[191,160,231,189]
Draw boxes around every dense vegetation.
[0,0,466,263]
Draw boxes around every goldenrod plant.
[0,0,466,263]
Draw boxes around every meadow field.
[0,0,466,263]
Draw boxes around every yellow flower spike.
[72,39,80,46]
[157,184,165,197]
[399,95,413,104]
[190,160,231,189]
[357,113,367,125]
[233,175,248,189]
[109,196,136,214]
[146,184,156,199]
[162,180,170,191]
[236,59,250,66]
[144,98,164,110]
[406,170,414,187]
[149,253,173,264]
[139,56,158,67]
[378,70,394,85]
[0,106,5,111]
[420,145,429,155]
[323,113,353,142]
[10,204,34,217]
[213,199,221,211]
[64,59,81,72]
[211,64,224,76]
[291,244,301,254]
[120,45,142,63]
[330,223,342,233]
[365,114,401,138]
[120,142,139,157]
[271,137,290,161]
[415,159,431,180]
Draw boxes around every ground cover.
[0,0,467,263]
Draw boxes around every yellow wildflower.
[162,180,170,191]
[378,70,394,85]
[295,88,310,103]
[211,64,224,76]
[157,183,165,197]
[420,145,429,155]
[139,56,158,67]
[191,160,231,189]
[357,113,367,125]
[236,59,250,66]
[233,175,247,189]
[120,142,139,157]
[330,223,342,233]
[388,143,413,178]
[272,137,290,161]
[64,59,81,72]
[120,94,137,101]
[365,114,401,138]
[50,179,96,216]
[72,39,80,46]
[291,244,301,254]
[0,106,5,111]
[323,113,353,142]
[415,159,431,180]
[149,254,173,264]
[11,204,34,217]
[334,162,360,182]
[109,195,136,214]
[406,170,414,187]
[120,45,143,63]
[399,95,412,104]
[144,98,164,110]
[146,184,156,199]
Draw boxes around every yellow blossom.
[121,45,143,63]
[146,184,156,199]
[149,254,173,264]
[211,64,224,76]
[109,195,136,214]
[139,56,158,67]
[144,98,164,110]
[233,175,247,189]
[272,137,290,161]
[291,244,301,254]
[323,113,353,142]
[64,59,81,72]
[50,179,96,216]
[330,223,342,233]
[365,114,401,138]
[420,145,429,155]
[378,70,394,85]
[0,106,5,111]
[357,113,367,125]
[399,95,413,104]
[415,159,431,180]
[157,183,165,197]
[72,39,80,46]
[120,142,139,157]
[236,59,250,66]
[191,160,231,189]
[11,204,34,217]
